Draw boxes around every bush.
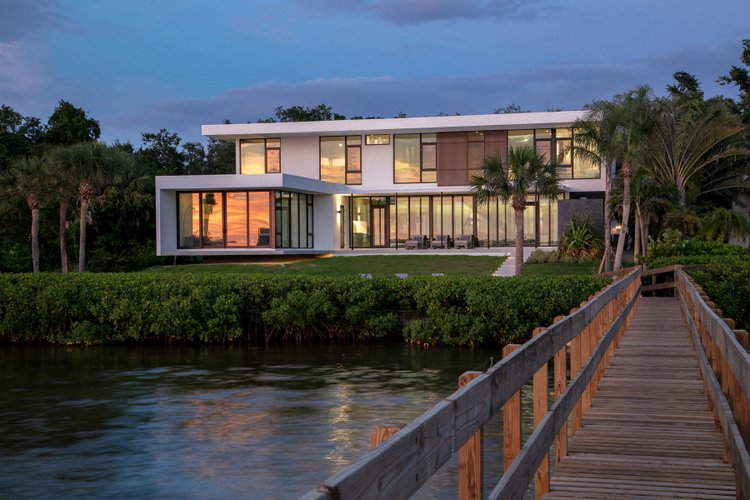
[645,229,749,265]
[559,217,603,261]
[0,273,608,347]
[690,262,750,331]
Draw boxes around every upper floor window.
[394,133,436,183]
[240,138,280,174]
[320,136,361,184]
[366,134,390,145]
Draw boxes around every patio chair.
[405,235,424,250]
[454,234,475,249]
[431,234,448,248]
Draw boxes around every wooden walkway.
[546,297,737,499]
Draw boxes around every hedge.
[689,261,750,332]
[0,273,608,347]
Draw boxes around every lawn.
[146,255,506,277]
[523,261,599,276]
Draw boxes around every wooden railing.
[674,267,750,499]
[301,268,642,500]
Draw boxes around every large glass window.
[201,192,224,247]
[275,191,313,248]
[555,128,572,179]
[508,130,533,152]
[394,134,437,183]
[178,193,200,248]
[240,138,281,174]
[320,136,361,184]
[351,197,371,248]
[177,190,275,249]
[226,192,248,247]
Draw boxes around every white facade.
[156,111,606,256]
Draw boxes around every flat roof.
[202,110,587,140]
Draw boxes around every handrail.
[675,268,750,499]
[301,268,642,500]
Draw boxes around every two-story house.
[155,111,605,256]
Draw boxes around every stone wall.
[558,199,604,239]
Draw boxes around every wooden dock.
[546,297,737,499]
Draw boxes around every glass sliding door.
[201,192,224,247]
[225,192,248,247]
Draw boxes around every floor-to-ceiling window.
[177,190,306,249]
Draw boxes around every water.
[0,342,518,499]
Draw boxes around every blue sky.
[1,0,748,145]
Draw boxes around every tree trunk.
[640,213,648,257]
[600,161,612,273]
[59,198,68,273]
[79,197,89,272]
[633,210,640,262]
[613,162,631,271]
[513,199,525,276]
[31,206,40,273]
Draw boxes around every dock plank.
[544,297,736,500]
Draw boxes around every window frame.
[365,134,390,145]
[239,138,282,174]
[319,135,362,185]
[393,133,438,184]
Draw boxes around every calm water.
[0,342,525,499]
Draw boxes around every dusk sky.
[1,0,748,145]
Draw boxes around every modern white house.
[155,111,606,256]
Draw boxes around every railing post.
[532,327,550,499]
[502,343,522,471]
[569,307,583,436]
[553,316,567,465]
[458,371,483,500]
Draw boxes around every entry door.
[372,206,387,247]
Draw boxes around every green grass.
[146,255,506,277]
[523,261,598,276]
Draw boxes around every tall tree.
[471,147,562,275]
[718,39,750,123]
[273,104,345,122]
[0,105,44,168]
[643,98,749,207]
[139,128,184,175]
[46,100,101,146]
[575,86,654,271]
[55,142,131,272]
[0,156,49,272]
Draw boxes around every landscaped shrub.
[558,217,603,261]
[690,262,750,332]
[0,273,608,347]
[645,229,749,266]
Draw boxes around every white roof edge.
[202,111,587,139]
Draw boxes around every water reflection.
[0,342,504,499]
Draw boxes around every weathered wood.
[554,344,567,465]
[547,297,738,500]
[735,330,750,352]
[370,426,400,449]
[533,328,550,499]
[490,281,640,500]
[458,371,483,500]
[680,291,750,500]
[641,280,675,293]
[503,343,522,472]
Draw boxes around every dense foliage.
[0,273,608,347]
[690,262,750,331]
[644,228,750,267]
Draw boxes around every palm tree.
[0,156,49,272]
[574,86,654,271]
[471,146,562,275]
[644,99,750,207]
[701,207,750,243]
[49,146,77,273]
[55,142,129,272]
[631,171,678,258]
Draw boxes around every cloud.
[292,0,539,24]
[0,0,74,42]
[93,42,741,145]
